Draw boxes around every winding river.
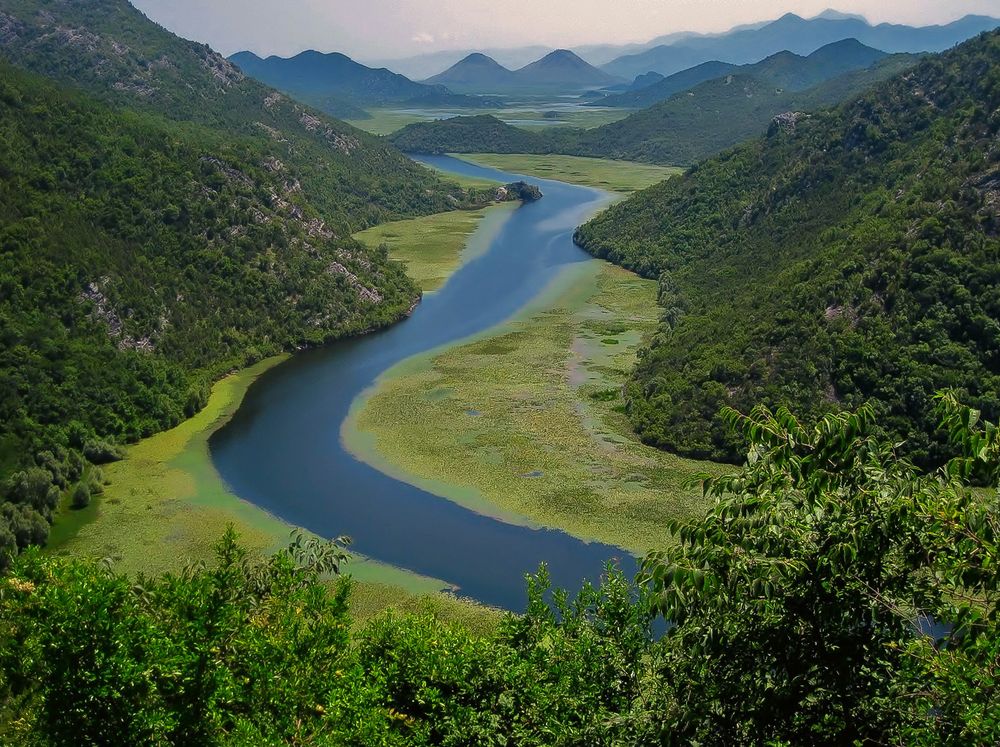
[210,156,636,611]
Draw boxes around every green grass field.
[346,106,630,136]
[47,356,500,629]
[456,154,682,194]
[354,203,516,292]
[344,260,722,555]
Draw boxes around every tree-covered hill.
[574,30,1000,465]
[0,0,525,558]
[0,62,419,545]
[389,53,919,165]
[390,114,547,155]
[0,0,469,228]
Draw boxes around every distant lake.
[210,156,633,611]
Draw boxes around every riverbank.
[344,257,719,554]
[345,106,630,137]
[50,155,693,621]
[48,355,501,628]
[354,203,517,292]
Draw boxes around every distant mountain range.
[363,46,554,81]
[390,47,919,166]
[594,39,888,108]
[427,49,622,93]
[601,11,999,78]
[228,50,500,116]
[592,61,739,107]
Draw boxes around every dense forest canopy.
[0,0,521,557]
[575,30,1000,465]
[2,396,997,744]
[0,0,473,227]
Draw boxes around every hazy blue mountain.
[425,53,518,91]
[628,71,666,91]
[425,49,622,93]
[513,49,622,88]
[593,61,739,107]
[229,50,493,110]
[364,46,553,80]
[593,39,886,108]
[603,12,999,77]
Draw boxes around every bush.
[82,439,124,465]
[0,504,48,550]
[70,483,91,510]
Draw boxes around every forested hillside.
[0,63,420,555]
[0,0,468,227]
[390,53,918,165]
[0,0,515,557]
[575,30,1000,465]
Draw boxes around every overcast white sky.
[131,0,1000,59]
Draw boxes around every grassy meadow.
[354,203,516,292]
[346,106,631,136]
[456,153,682,193]
[344,260,721,554]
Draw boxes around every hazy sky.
[131,0,1000,60]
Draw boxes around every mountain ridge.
[575,29,1000,464]
[425,48,621,92]
[602,12,1000,78]
[228,48,498,112]
[390,49,919,165]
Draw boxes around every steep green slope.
[572,53,918,164]
[390,54,918,165]
[0,63,420,549]
[574,31,1000,465]
[0,0,467,228]
[0,0,522,558]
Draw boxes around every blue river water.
[209,156,636,611]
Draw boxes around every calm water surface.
[210,156,635,610]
